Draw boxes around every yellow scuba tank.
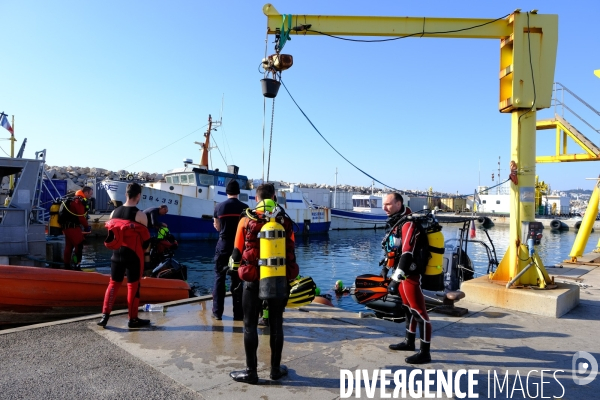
[49,202,62,236]
[425,225,444,277]
[258,208,289,300]
[420,221,445,291]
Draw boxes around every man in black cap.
[212,179,248,320]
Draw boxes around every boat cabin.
[352,195,385,214]
[163,164,251,202]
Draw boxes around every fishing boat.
[330,194,388,230]
[102,115,331,240]
[0,265,190,327]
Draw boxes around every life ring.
[126,174,134,182]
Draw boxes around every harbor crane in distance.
[262,4,558,290]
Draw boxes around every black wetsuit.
[212,197,248,319]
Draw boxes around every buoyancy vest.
[104,207,150,263]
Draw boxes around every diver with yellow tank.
[380,192,440,365]
[228,184,299,384]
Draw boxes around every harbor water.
[80,224,599,313]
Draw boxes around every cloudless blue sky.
[2,1,598,194]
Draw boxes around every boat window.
[172,175,180,184]
[482,200,487,204]
[370,199,377,208]
[166,176,172,183]
[198,175,214,186]
[239,193,248,202]
[187,174,195,184]
[353,199,372,207]
[180,174,188,184]
[496,200,501,204]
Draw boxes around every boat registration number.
[142,195,179,206]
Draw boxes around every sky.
[1,1,599,195]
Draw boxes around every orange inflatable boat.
[0,265,190,326]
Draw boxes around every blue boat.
[103,115,330,240]
[330,194,388,230]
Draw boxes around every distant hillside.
[563,189,593,195]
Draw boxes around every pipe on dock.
[506,261,535,288]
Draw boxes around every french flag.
[469,219,476,239]
[0,115,13,135]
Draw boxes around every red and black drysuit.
[101,206,150,321]
[231,208,299,376]
[383,205,432,343]
[61,196,89,270]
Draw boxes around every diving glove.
[387,268,405,295]
[391,267,406,282]
[227,256,240,276]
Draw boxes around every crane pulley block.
[262,54,293,72]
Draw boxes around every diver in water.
[334,280,350,295]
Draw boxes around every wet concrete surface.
[0,321,201,400]
[1,267,600,399]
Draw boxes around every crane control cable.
[291,12,511,43]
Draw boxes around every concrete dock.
[1,265,599,399]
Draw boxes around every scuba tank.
[421,219,445,291]
[49,201,62,236]
[257,201,289,300]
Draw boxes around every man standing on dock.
[211,180,247,321]
[229,183,299,384]
[381,192,433,364]
[97,182,151,329]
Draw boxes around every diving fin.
[351,286,389,304]
[288,276,316,308]
[354,274,390,289]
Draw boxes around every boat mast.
[200,115,212,169]
[334,167,338,208]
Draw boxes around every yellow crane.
[262,4,556,287]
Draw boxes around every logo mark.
[572,351,598,385]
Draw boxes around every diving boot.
[389,331,416,351]
[128,318,151,329]
[405,341,431,364]
[96,314,110,328]
[230,368,259,384]
[270,365,288,380]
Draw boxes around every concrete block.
[460,276,579,318]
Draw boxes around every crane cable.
[267,98,276,182]
[280,78,405,194]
